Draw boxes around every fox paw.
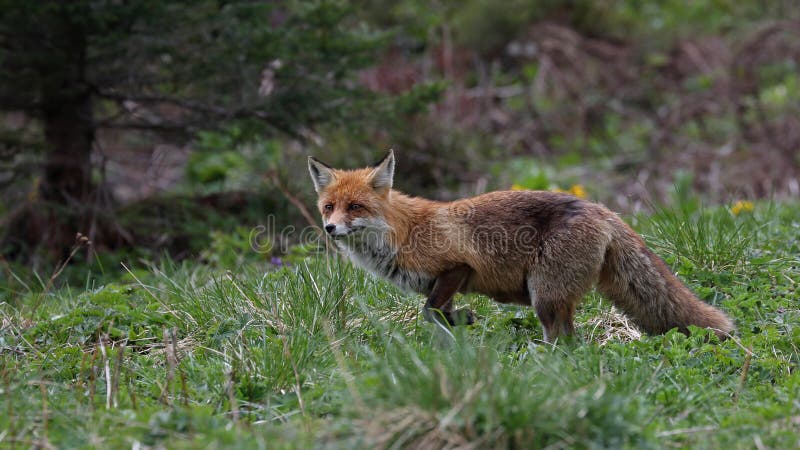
[450,308,476,326]
[423,307,475,326]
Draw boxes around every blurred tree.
[0,0,385,257]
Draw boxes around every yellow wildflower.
[568,184,587,199]
[511,184,528,191]
[730,200,754,216]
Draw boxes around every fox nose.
[325,224,336,234]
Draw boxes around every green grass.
[1,201,799,449]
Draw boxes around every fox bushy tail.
[598,221,735,340]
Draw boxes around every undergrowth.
[1,201,798,449]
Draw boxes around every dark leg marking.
[534,296,578,343]
[422,265,475,326]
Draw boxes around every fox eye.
[324,204,333,212]
[348,203,362,211]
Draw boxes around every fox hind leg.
[527,228,608,343]
[531,293,579,343]
[527,275,593,343]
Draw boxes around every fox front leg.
[422,265,475,326]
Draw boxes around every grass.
[1,201,799,449]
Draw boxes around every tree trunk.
[0,99,94,260]
[41,94,94,207]
[39,5,94,209]
[3,4,97,258]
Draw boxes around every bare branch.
[95,90,303,140]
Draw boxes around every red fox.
[308,150,735,342]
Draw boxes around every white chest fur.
[336,238,434,294]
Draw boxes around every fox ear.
[308,156,336,192]
[369,149,395,191]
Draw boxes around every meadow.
[1,200,798,449]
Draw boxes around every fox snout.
[322,209,355,237]
[324,222,352,237]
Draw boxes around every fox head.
[308,150,395,238]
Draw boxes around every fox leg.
[527,227,608,343]
[528,275,590,343]
[422,265,474,326]
[532,295,579,343]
